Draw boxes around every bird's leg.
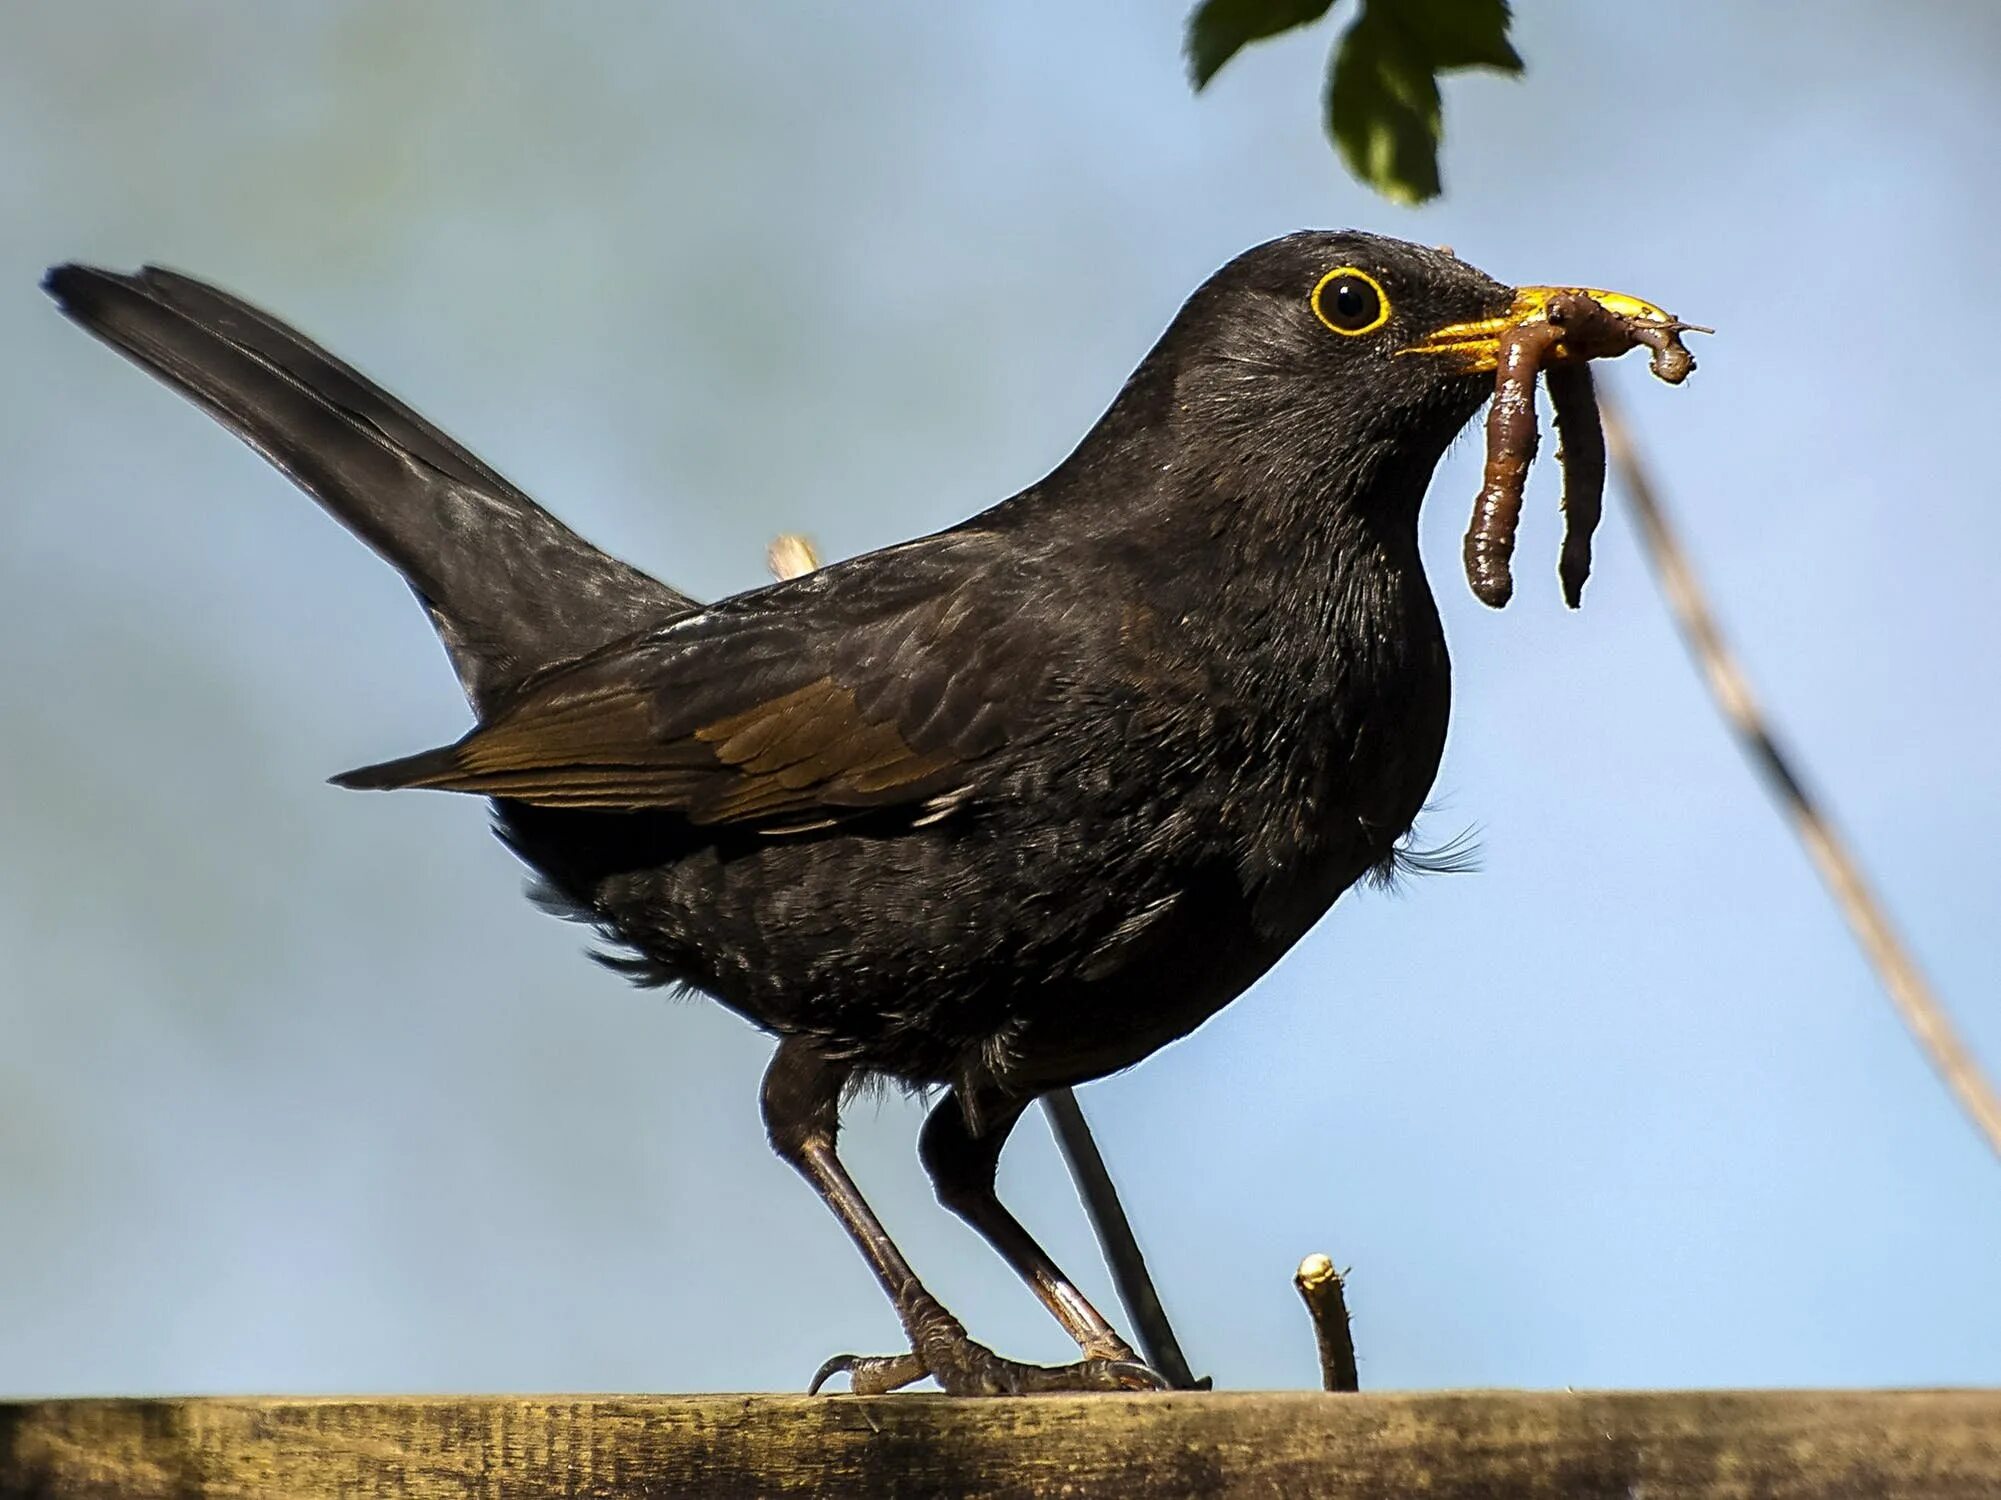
[918,1090,1148,1367]
[761,1041,1161,1396]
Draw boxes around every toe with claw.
[808,1336,1170,1396]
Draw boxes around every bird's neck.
[1149,379,1459,685]
[1206,448,1447,724]
[1174,415,1462,930]
[1009,351,1478,703]
[1037,343,1478,657]
[986,354,1478,932]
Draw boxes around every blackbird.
[45,234,1668,1396]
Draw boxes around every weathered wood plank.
[3,1390,1998,1499]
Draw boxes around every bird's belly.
[1001,891,1298,1091]
[1000,818,1401,1092]
[570,786,1402,1093]
[519,656,1447,1095]
[1004,665,1458,1086]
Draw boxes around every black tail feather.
[44,264,695,711]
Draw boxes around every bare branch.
[1600,387,2001,1164]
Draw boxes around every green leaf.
[1393,0,1523,71]
[1185,0,1338,90]
[1323,0,1523,204]
[1326,9,1441,205]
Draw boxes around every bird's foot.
[809,1336,1168,1397]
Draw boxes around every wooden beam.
[4,1390,1998,1498]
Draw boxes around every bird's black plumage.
[46,233,1518,1394]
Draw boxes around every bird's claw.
[809,1338,1170,1396]
[808,1350,930,1396]
[1079,1359,1174,1393]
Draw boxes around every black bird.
[44,235,1664,1395]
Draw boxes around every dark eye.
[1311,268,1390,336]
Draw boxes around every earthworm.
[1464,291,1702,609]
[1549,362,1605,609]
[1463,317,1561,608]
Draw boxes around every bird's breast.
[1200,563,1453,945]
[996,591,1451,1091]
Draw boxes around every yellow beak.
[1399,286,1680,373]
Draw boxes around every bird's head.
[1149,230,1675,520]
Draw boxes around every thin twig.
[1044,1088,1206,1390]
[1598,387,2001,1164]
[1293,1254,1359,1392]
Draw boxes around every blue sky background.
[3,3,1997,1397]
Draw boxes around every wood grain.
[5,1390,2000,1499]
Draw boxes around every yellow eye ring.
[1311,267,1391,336]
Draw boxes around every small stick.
[1293,1253,1359,1393]
[766,533,821,583]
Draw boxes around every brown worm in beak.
[1549,363,1605,609]
[1463,290,1702,609]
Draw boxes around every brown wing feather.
[361,672,969,822]
[335,530,1051,826]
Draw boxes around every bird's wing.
[334,531,1055,828]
